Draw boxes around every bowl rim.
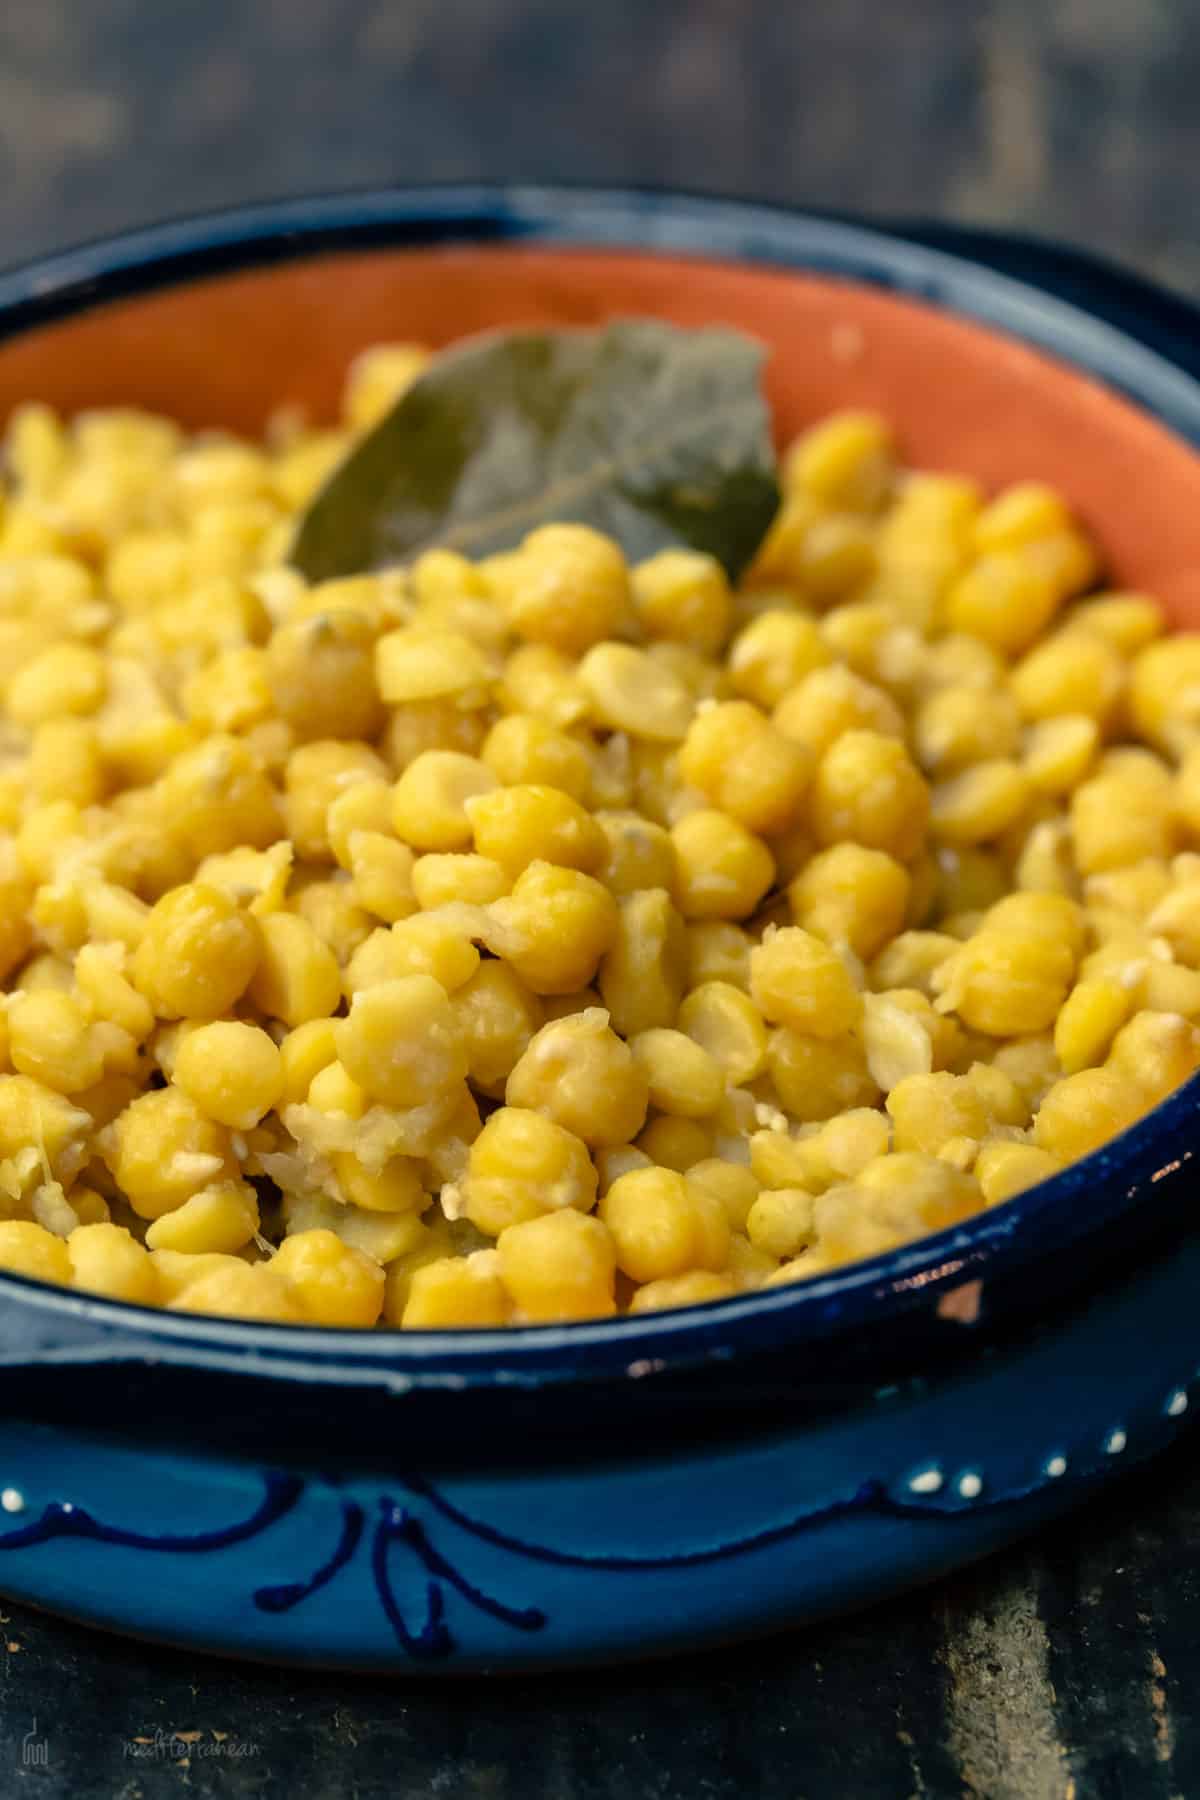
[2,180,1200,1388]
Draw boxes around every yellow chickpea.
[599,887,689,1038]
[0,1220,72,1285]
[467,783,606,877]
[67,1222,160,1304]
[636,1115,714,1172]
[160,735,280,860]
[451,960,543,1093]
[506,1008,649,1147]
[169,1262,303,1323]
[485,862,618,994]
[504,524,630,656]
[391,751,498,853]
[401,1253,511,1328]
[943,552,1059,655]
[336,975,467,1108]
[630,1028,726,1118]
[599,1166,729,1283]
[750,927,862,1036]
[687,920,753,990]
[1033,1068,1148,1161]
[788,844,910,959]
[101,1087,231,1220]
[480,714,592,801]
[785,410,894,511]
[173,1021,283,1128]
[132,883,261,1020]
[811,730,929,861]
[374,627,492,710]
[496,1210,616,1322]
[631,549,732,656]
[594,811,677,897]
[670,810,775,921]
[464,1106,597,1236]
[767,1028,879,1122]
[728,610,831,709]
[8,990,105,1094]
[249,911,341,1026]
[270,1229,385,1327]
[267,609,383,740]
[577,642,694,741]
[771,664,904,759]
[283,740,387,861]
[678,701,810,836]
[1129,636,1200,753]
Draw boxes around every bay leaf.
[291,320,780,583]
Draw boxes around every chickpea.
[267,609,383,740]
[506,1009,649,1147]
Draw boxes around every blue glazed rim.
[1,182,1199,1391]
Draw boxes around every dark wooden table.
[0,3,1197,1795]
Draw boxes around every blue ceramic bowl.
[0,187,1199,1671]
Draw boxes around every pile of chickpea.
[0,340,1196,1330]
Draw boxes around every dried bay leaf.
[291,320,779,582]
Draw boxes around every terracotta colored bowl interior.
[0,245,1198,620]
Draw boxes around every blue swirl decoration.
[0,1384,1189,1659]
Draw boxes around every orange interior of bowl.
[1,244,1198,620]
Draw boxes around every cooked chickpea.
[506,1008,648,1147]
[101,1087,231,1220]
[631,1028,725,1118]
[632,549,732,656]
[132,883,261,1020]
[599,887,688,1037]
[789,844,910,959]
[8,989,105,1094]
[144,1182,260,1256]
[496,1210,616,1322]
[812,731,929,860]
[485,861,618,994]
[270,1229,385,1327]
[750,927,862,1036]
[374,627,491,709]
[336,975,466,1107]
[594,811,676,896]
[173,1020,283,1128]
[451,960,542,1093]
[599,1166,729,1283]
[249,911,341,1026]
[267,609,383,740]
[464,1106,597,1236]
[467,783,606,877]
[678,701,810,835]
[391,750,498,853]
[500,524,629,656]
[0,1221,73,1285]
[678,981,768,1085]
[481,714,592,800]
[670,810,774,921]
[728,611,830,709]
[578,642,694,741]
[68,1222,160,1304]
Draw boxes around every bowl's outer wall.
[1,243,1200,619]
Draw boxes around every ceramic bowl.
[0,187,1199,1672]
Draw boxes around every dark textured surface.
[0,0,1197,297]
[1,3,1199,1795]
